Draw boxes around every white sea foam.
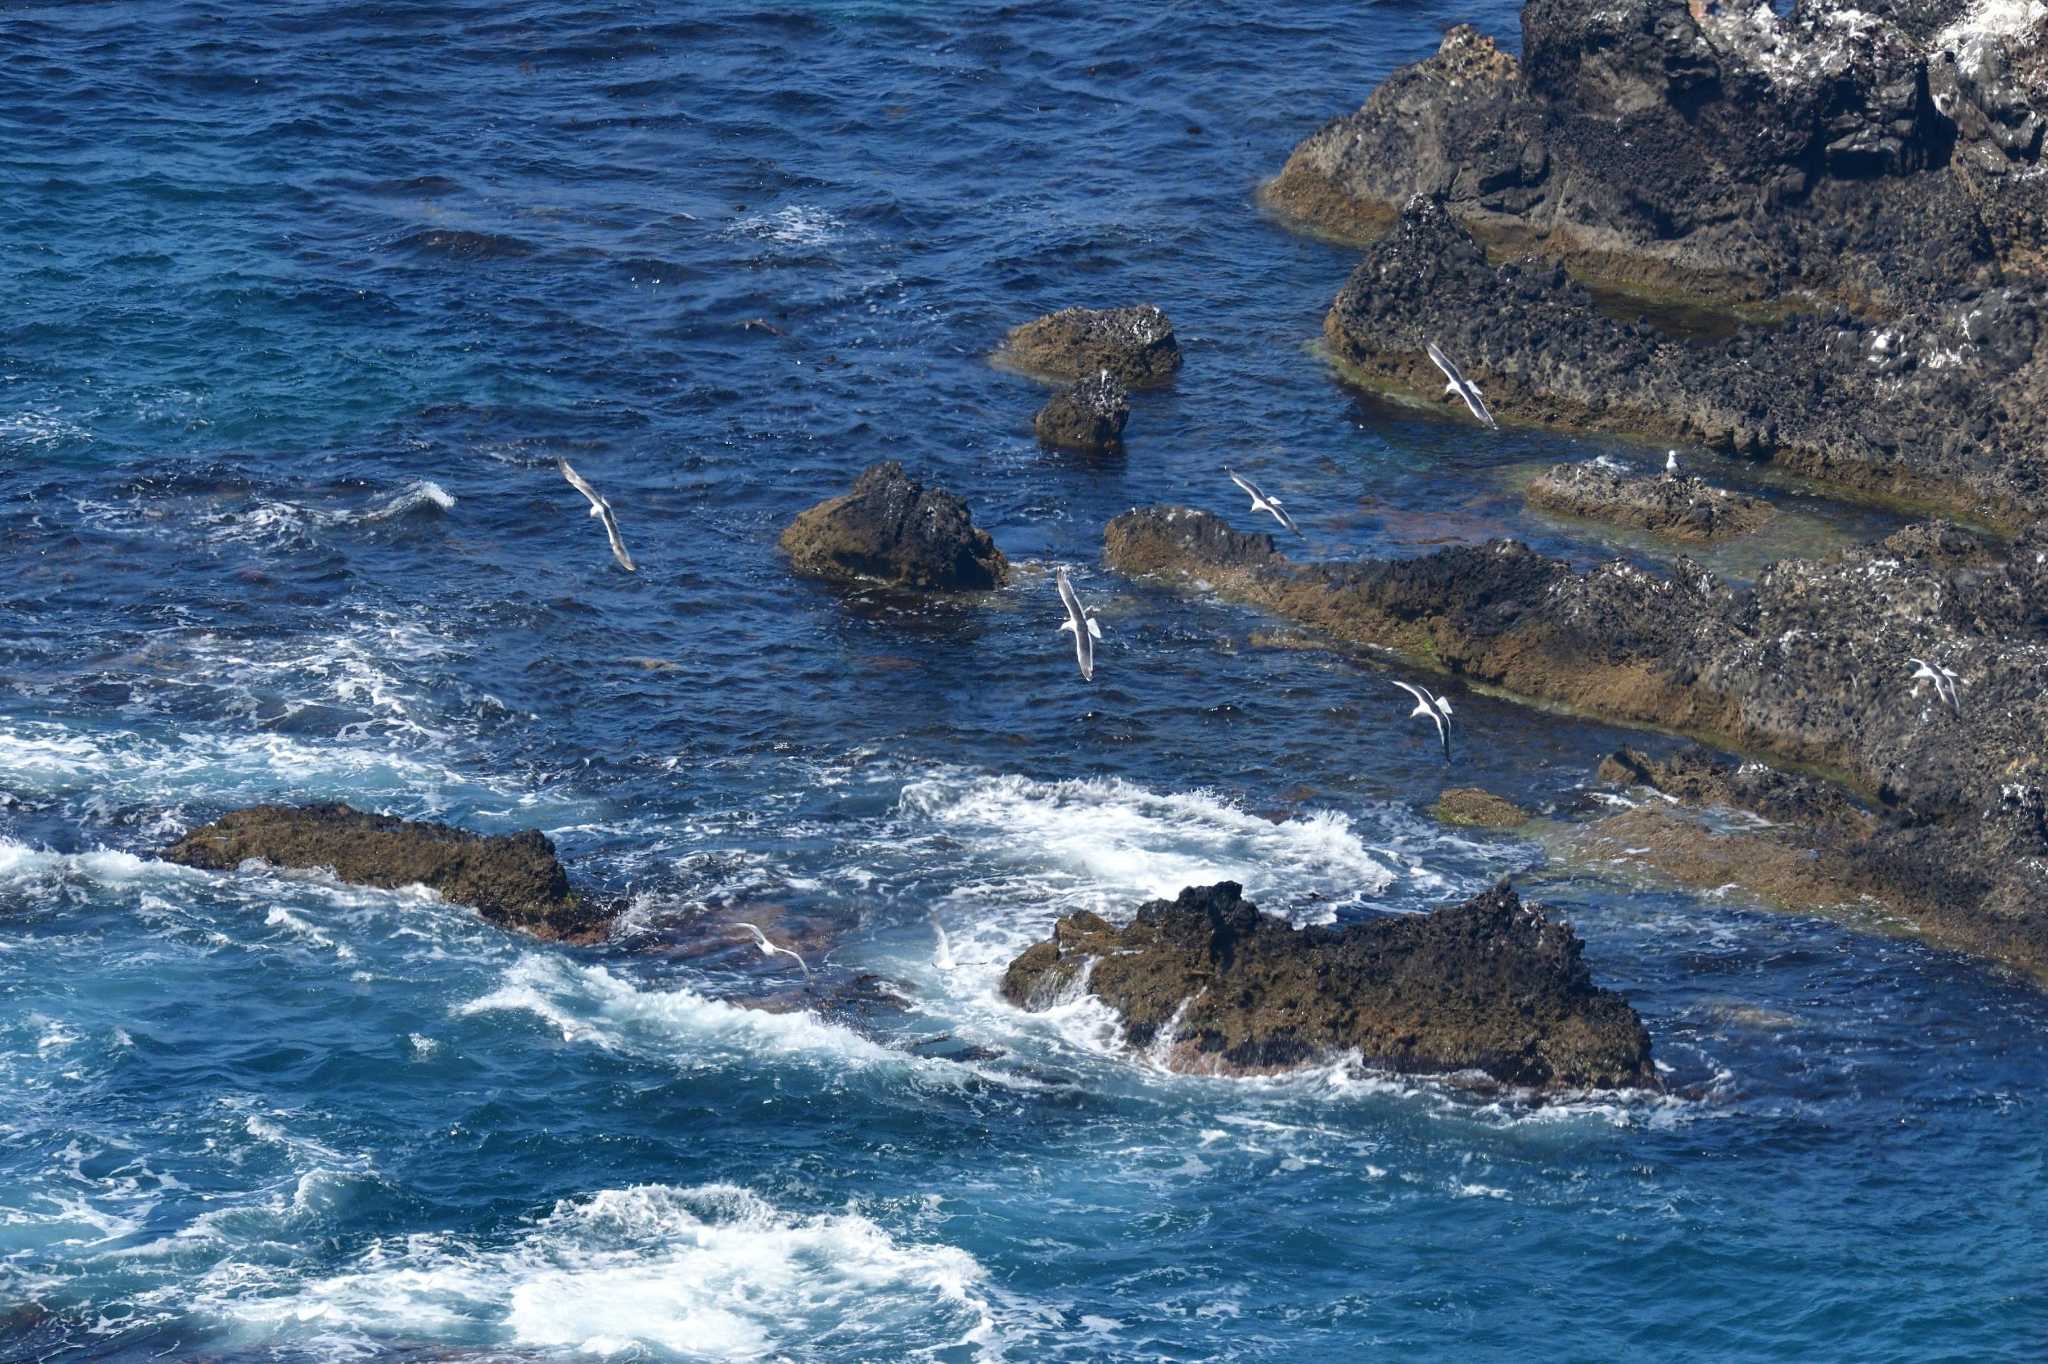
[204,1183,997,1360]
[896,771,1395,912]
[730,204,844,247]
[458,956,913,1074]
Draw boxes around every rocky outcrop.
[780,461,1008,590]
[163,804,610,942]
[1321,197,2046,528]
[998,305,1182,387]
[1001,881,1658,1091]
[1034,370,1130,454]
[1432,787,1533,829]
[1103,505,2048,977]
[1527,461,1776,541]
[1267,5,2046,310]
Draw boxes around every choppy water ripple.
[3,1,2045,1361]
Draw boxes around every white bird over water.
[1225,466,1302,536]
[1425,341,1497,430]
[732,922,810,976]
[1056,566,1102,682]
[1908,657,1962,714]
[558,458,636,572]
[1392,679,1454,761]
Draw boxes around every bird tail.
[1087,619,1102,640]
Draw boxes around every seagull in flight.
[558,459,636,572]
[1056,566,1102,682]
[1392,679,1454,760]
[732,922,810,976]
[1425,341,1497,430]
[1907,657,1962,714]
[1225,466,1302,536]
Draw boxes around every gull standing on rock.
[558,459,636,573]
[1056,566,1102,682]
[733,922,810,977]
[1908,657,1962,714]
[1425,341,1497,430]
[1666,450,1680,477]
[1225,466,1303,536]
[1392,679,1454,761]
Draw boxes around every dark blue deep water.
[3,4,2046,1360]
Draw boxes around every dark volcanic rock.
[1034,371,1130,454]
[999,305,1181,387]
[1103,505,2048,977]
[1322,197,2047,527]
[780,461,1008,590]
[163,804,609,942]
[1267,5,2047,310]
[1527,461,1775,542]
[1001,881,1658,1091]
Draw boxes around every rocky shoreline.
[1268,0,2048,530]
[1526,460,1775,542]
[1104,506,2048,978]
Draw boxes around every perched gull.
[1225,466,1302,536]
[732,922,810,976]
[1907,657,1962,714]
[1666,450,1679,477]
[1425,341,1498,430]
[558,459,636,572]
[1056,566,1102,682]
[1392,679,1454,761]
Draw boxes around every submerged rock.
[1001,881,1658,1091]
[999,305,1181,387]
[780,461,1008,590]
[1527,462,1775,542]
[1432,787,1532,829]
[1034,370,1130,454]
[1102,506,2048,977]
[163,804,609,942]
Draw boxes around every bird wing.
[1228,469,1263,506]
[1391,680,1434,717]
[559,459,605,511]
[1425,341,1460,386]
[1056,568,1087,625]
[1463,385,1499,430]
[1273,502,1301,536]
[1073,624,1094,680]
[598,504,636,572]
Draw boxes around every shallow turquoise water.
[3,3,2045,1360]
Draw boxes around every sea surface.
[3,3,2045,1361]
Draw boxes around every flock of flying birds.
[556,338,1963,773]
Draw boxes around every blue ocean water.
[3,2,2045,1360]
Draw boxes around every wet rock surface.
[1104,505,2048,976]
[163,804,610,942]
[999,305,1182,387]
[1034,370,1130,454]
[1267,5,2046,309]
[1432,787,1533,828]
[780,461,1008,590]
[1322,197,2047,528]
[1527,461,1775,542]
[1001,881,1658,1091]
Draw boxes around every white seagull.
[1056,567,1102,682]
[1666,450,1679,477]
[1425,341,1498,430]
[732,922,810,976]
[1907,657,1962,714]
[1225,466,1302,536]
[558,459,636,573]
[1392,679,1454,761]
